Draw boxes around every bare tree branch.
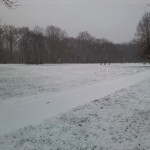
[1,0,18,9]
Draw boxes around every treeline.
[0,25,141,64]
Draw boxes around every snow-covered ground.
[0,66,150,150]
[0,63,149,104]
[0,63,150,149]
[0,63,150,135]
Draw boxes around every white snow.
[0,66,150,150]
[0,63,149,104]
[0,64,150,137]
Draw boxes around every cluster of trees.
[136,12,150,62]
[1,0,150,64]
[0,24,141,64]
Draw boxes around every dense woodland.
[0,24,143,64]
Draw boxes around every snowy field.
[0,63,150,150]
[0,64,150,150]
[0,63,149,104]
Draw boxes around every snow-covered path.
[0,69,150,136]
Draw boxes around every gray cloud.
[0,0,149,43]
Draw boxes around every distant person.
[104,58,107,65]
[100,59,103,65]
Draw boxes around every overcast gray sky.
[0,0,150,43]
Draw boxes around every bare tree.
[3,25,17,63]
[45,26,67,63]
[32,26,45,64]
[17,27,32,64]
[1,0,17,8]
[0,22,3,63]
[45,25,67,40]
[136,12,150,61]
[77,31,95,41]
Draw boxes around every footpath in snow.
[0,72,150,150]
[0,70,150,136]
